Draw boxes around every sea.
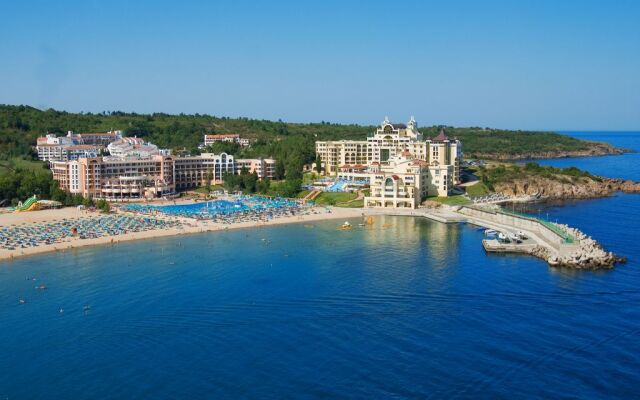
[1,132,639,399]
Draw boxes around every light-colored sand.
[0,206,365,262]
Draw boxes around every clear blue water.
[515,131,640,181]
[1,133,639,399]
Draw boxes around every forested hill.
[0,104,622,161]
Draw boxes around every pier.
[366,205,622,269]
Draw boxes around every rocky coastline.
[473,141,627,161]
[493,176,640,201]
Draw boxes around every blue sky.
[1,0,639,129]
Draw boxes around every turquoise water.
[1,133,639,399]
[124,196,301,219]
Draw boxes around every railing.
[497,208,575,244]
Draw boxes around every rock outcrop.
[493,176,640,200]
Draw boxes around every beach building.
[52,152,276,200]
[316,117,462,205]
[174,153,236,190]
[235,158,276,177]
[52,155,175,200]
[364,156,429,208]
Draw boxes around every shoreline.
[470,143,628,161]
[0,206,365,263]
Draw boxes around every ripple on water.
[0,197,639,399]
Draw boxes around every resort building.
[52,152,276,200]
[52,155,175,200]
[173,153,236,191]
[36,130,122,162]
[65,145,99,161]
[36,134,100,162]
[316,117,462,207]
[203,134,250,147]
[364,156,429,209]
[235,158,276,178]
[70,130,123,146]
[107,137,161,159]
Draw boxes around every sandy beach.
[0,205,365,262]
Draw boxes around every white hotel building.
[315,117,462,208]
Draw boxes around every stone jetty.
[454,206,623,270]
[546,224,625,269]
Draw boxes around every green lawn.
[313,192,357,206]
[465,182,490,197]
[296,190,311,198]
[336,199,364,208]
[426,195,470,206]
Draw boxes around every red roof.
[432,128,449,142]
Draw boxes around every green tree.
[274,159,285,180]
[96,199,111,213]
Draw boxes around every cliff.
[493,176,640,200]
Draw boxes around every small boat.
[497,232,510,242]
[507,232,522,243]
[339,221,352,230]
[484,229,497,236]
[516,231,528,240]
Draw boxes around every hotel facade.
[52,152,276,200]
[315,117,462,208]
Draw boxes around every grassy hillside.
[0,104,617,162]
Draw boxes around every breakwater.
[454,206,622,269]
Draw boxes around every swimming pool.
[123,196,301,219]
